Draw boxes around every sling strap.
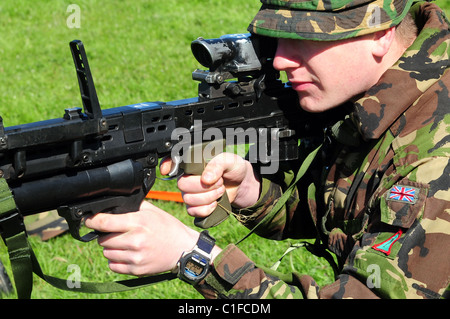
[235,122,346,278]
[236,143,323,245]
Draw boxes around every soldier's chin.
[298,95,340,113]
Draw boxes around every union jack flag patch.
[387,185,419,204]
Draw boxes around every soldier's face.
[274,36,381,113]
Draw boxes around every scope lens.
[191,41,213,68]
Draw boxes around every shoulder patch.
[387,185,419,204]
[372,229,403,255]
[379,182,428,228]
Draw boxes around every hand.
[160,153,261,219]
[84,201,220,276]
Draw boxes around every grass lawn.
[0,0,449,300]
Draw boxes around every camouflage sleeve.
[195,244,313,299]
[232,176,286,238]
[194,244,378,299]
[232,158,318,240]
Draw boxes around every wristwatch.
[177,230,216,285]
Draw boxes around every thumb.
[201,152,245,186]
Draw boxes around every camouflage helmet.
[248,0,415,41]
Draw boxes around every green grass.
[1,0,449,299]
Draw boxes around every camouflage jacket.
[196,1,450,299]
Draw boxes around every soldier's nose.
[273,39,302,71]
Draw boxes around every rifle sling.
[236,143,323,245]
[235,141,341,278]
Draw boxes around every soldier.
[85,0,450,298]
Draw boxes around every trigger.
[167,155,181,178]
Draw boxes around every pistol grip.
[194,191,231,229]
[178,139,231,228]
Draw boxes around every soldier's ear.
[370,27,396,59]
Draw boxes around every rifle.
[0,33,330,244]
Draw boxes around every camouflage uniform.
[195,0,450,299]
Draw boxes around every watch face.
[183,253,208,280]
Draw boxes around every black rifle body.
[0,35,327,241]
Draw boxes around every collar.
[351,1,450,140]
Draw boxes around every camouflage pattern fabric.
[24,210,68,241]
[248,0,414,40]
[195,1,450,299]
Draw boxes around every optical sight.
[191,33,268,74]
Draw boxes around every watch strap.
[197,230,215,254]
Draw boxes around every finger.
[84,213,135,234]
[159,156,173,175]
[186,201,218,218]
[201,152,244,185]
[107,261,131,275]
[102,247,127,263]
[177,174,224,194]
[182,185,225,207]
[107,260,150,277]
[108,261,139,276]
[103,251,148,276]
[96,231,128,249]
